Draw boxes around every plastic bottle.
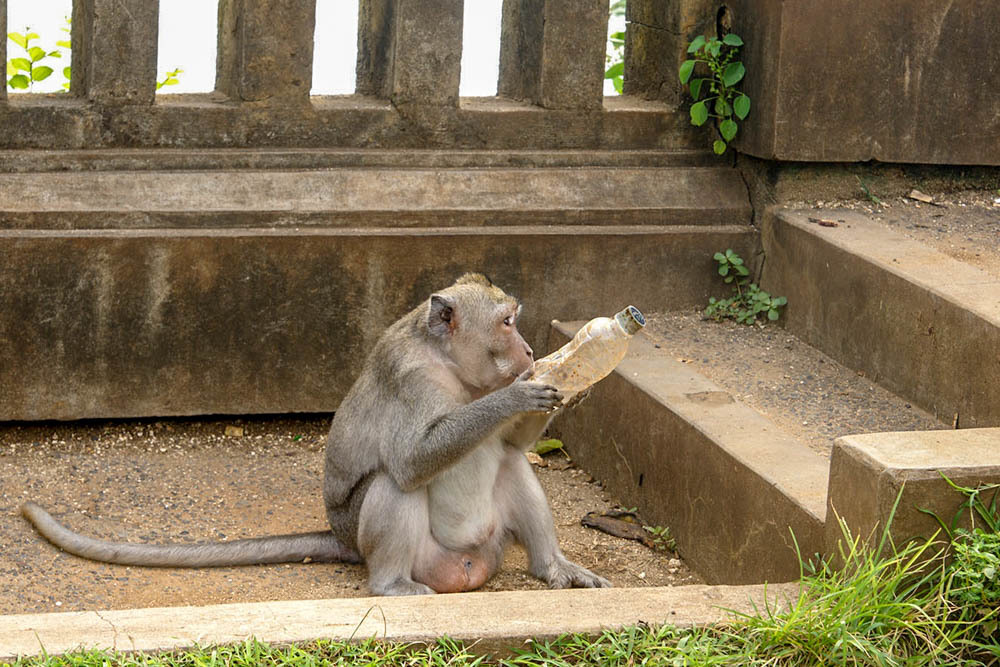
[532,306,646,402]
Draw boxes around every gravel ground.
[788,189,1000,278]
[645,312,946,457]
[0,416,698,616]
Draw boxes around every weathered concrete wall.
[0,225,755,420]
[726,0,1000,165]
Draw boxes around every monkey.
[22,273,610,595]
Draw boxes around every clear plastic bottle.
[532,306,646,402]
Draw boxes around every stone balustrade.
[0,0,709,151]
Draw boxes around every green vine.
[679,33,751,155]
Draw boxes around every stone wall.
[727,0,1000,165]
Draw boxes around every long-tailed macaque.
[23,273,610,595]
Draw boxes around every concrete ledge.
[827,428,1000,551]
[548,325,828,585]
[0,167,750,229]
[762,208,1000,428]
[0,226,756,420]
[0,148,719,173]
[0,95,699,150]
[0,583,798,660]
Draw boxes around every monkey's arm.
[384,379,560,492]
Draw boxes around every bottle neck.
[614,306,646,335]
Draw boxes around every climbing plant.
[679,33,750,154]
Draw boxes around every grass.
[7,491,999,666]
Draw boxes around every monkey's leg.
[356,473,435,596]
[497,450,612,589]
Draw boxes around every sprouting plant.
[679,33,750,155]
[604,0,625,94]
[6,27,63,91]
[157,67,184,90]
[644,524,677,553]
[704,249,787,325]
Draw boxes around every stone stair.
[0,148,754,421]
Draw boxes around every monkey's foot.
[372,577,436,596]
[543,557,612,589]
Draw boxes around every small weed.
[704,249,786,325]
[643,524,677,553]
[857,175,886,206]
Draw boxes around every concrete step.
[0,148,722,172]
[762,207,1000,428]
[0,165,750,230]
[547,319,1000,586]
[0,583,798,660]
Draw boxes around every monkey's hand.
[543,556,612,589]
[502,378,563,414]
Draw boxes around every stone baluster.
[625,0,714,104]
[499,0,607,110]
[70,0,160,105]
[356,0,463,107]
[216,0,317,105]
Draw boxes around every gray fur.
[22,274,609,595]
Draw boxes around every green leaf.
[719,265,730,277]
[715,97,727,115]
[63,66,72,79]
[722,62,746,87]
[613,77,623,94]
[56,40,72,49]
[32,65,53,82]
[690,100,709,126]
[679,59,695,84]
[713,252,726,262]
[708,41,721,58]
[713,140,727,155]
[605,62,623,79]
[25,32,40,41]
[687,35,706,54]
[723,34,744,46]
[47,50,62,58]
[733,94,751,120]
[768,309,780,321]
[29,46,47,62]
[11,57,31,72]
[772,296,787,307]
[534,438,564,455]
[720,119,738,142]
[9,73,29,89]
[5,61,15,76]
[689,78,704,100]
[9,32,28,49]
[735,264,750,276]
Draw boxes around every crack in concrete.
[93,610,120,650]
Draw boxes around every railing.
[0,0,705,150]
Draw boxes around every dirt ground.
[788,189,1000,279]
[0,416,700,616]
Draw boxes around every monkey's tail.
[21,502,362,568]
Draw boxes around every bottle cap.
[614,306,645,335]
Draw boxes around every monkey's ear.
[428,294,457,336]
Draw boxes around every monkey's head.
[426,273,534,393]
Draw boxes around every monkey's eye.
[503,316,513,327]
